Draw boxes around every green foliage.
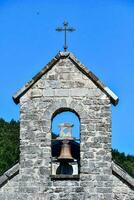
[112,149,134,178]
[0,118,134,178]
[0,118,19,175]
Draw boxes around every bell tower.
[13,51,118,199]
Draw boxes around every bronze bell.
[58,140,74,161]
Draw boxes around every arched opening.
[51,108,80,179]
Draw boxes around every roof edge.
[13,52,66,104]
[68,53,119,106]
[112,161,134,189]
[13,51,119,105]
[0,163,19,188]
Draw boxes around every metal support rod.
[56,21,75,52]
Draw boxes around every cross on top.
[56,21,75,52]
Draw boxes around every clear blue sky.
[0,0,134,154]
[52,112,80,139]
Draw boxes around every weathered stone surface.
[17,56,113,199]
[0,52,133,199]
[113,173,134,200]
[5,163,19,178]
[112,162,134,199]
[0,173,19,199]
[0,174,8,187]
[13,52,119,105]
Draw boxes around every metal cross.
[56,21,75,52]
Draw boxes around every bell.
[58,140,74,161]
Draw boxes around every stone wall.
[0,165,134,200]
[19,57,112,199]
[0,55,133,199]
[113,174,134,200]
[0,173,19,200]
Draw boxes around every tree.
[112,149,134,178]
[0,118,19,175]
[0,118,134,178]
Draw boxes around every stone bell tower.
[0,50,133,199]
[12,51,119,199]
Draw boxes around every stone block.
[43,89,55,96]
[0,175,8,187]
[5,164,19,178]
[55,89,69,96]
[30,89,43,98]
[70,88,88,96]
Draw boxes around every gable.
[34,57,99,91]
[13,52,119,105]
[22,57,107,103]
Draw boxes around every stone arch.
[47,99,85,121]
[51,107,80,139]
[51,107,81,178]
[51,107,80,122]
